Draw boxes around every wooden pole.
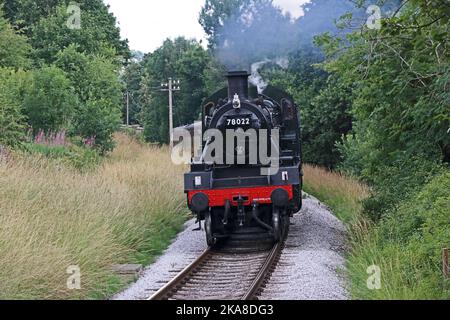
[126,91,130,126]
[443,248,448,278]
[168,78,174,150]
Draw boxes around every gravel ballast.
[259,194,349,300]
[113,194,349,300]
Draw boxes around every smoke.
[215,0,300,71]
[212,0,338,91]
[249,57,289,93]
[212,0,384,89]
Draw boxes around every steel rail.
[148,242,283,300]
[148,248,212,300]
[241,241,282,300]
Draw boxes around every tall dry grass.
[303,164,369,224]
[0,133,188,299]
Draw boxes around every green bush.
[349,171,450,300]
[0,7,31,69]
[23,66,78,134]
[0,68,31,147]
[361,156,445,221]
[73,99,120,154]
[55,46,122,154]
[25,143,101,170]
[380,171,450,257]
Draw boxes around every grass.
[303,164,450,300]
[303,164,369,224]
[0,133,189,299]
[24,143,101,171]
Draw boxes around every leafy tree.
[318,0,449,176]
[315,0,449,217]
[0,0,61,29]
[0,68,30,146]
[55,45,122,153]
[174,43,210,126]
[0,0,129,63]
[121,59,144,125]
[23,66,77,134]
[140,38,211,144]
[0,5,31,69]
[30,1,129,65]
[0,6,31,146]
[199,0,245,48]
[261,46,352,168]
[303,76,353,168]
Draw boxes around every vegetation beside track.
[304,165,449,300]
[0,133,189,299]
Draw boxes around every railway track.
[148,239,284,300]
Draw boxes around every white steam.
[249,57,289,93]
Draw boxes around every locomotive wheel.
[205,211,215,247]
[272,207,281,242]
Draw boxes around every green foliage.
[361,156,445,221]
[23,66,77,134]
[303,76,352,168]
[30,2,129,65]
[1,0,62,29]
[74,100,121,154]
[318,1,449,173]
[121,59,143,125]
[25,142,101,170]
[0,1,129,151]
[0,5,31,69]
[264,49,352,168]
[55,46,122,153]
[311,0,450,300]
[139,38,211,143]
[0,67,30,146]
[199,0,246,48]
[1,0,129,64]
[349,170,450,300]
[316,0,450,214]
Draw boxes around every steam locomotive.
[184,71,302,246]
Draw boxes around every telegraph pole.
[126,91,130,126]
[160,78,180,149]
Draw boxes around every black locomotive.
[185,71,302,246]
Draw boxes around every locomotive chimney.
[227,71,250,100]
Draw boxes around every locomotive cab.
[185,71,302,246]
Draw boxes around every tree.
[55,45,122,153]
[0,6,31,146]
[139,38,211,144]
[30,1,129,65]
[23,66,77,134]
[0,68,30,146]
[0,0,130,63]
[0,5,31,69]
[199,0,246,48]
[121,59,144,125]
[0,0,61,29]
[318,0,449,176]
[0,1,128,153]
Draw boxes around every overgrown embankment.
[0,134,188,299]
[303,164,450,300]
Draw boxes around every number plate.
[225,115,252,128]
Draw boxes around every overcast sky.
[103,0,309,54]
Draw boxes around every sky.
[103,0,309,54]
